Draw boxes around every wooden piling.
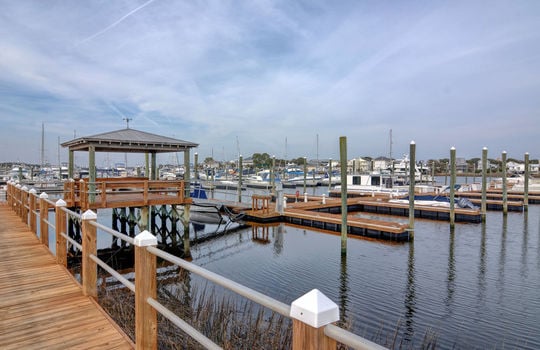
[502,151,508,214]
[524,152,529,211]
[449,147,456,228]
[303,157,308,194]
[481,147,488,221]
[194,152,199,181]
[408,141,415,237]
[340,137,347,255]
[238,155,243,203]
[328,158,332,189]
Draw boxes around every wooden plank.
[0,204,134,349]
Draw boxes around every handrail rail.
[147,246,291,317]
[5,180,386,350]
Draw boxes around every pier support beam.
[481,147,488,221]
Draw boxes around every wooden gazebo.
[60,128,198,209]
[61,128,198,180]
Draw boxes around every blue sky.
[1,0,539,166]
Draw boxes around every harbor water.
[185,185,540,349]
[34,183,540,349]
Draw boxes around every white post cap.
[290,289,339,328]
[21,186,28,191]
[29,188,37,194]
[39,192,48,199]
[81,209,97,220]
[55,198,67,207]
[134,230,157,247]
[16,184,21,188]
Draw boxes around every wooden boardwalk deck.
[0,204,134,350]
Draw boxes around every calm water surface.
[187,200,540,349]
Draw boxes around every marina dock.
[0,204,133,349]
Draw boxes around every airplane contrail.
[77,0,156,45]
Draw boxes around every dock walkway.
[0,204,133,349]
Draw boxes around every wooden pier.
[0,204,133,349]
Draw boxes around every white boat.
[392,155,434,183]
[320,172,341,186]
[334,172,409,197]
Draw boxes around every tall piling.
[481,147,488,221]
[449,147,456,228]
[303,157,307,195]
[271,155,276,193]
[502,151,508,215]
[238,155,243,203]
[524,152,529,211]
[194,152,199,181]
[328,158,333,189]
[408,141,415,238]
[340,137,347,255]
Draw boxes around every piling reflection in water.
[521,211,528,279]
[445,227,455,316]
[403,240,415,342]
[338,254,349,329]
[477,221,487,303]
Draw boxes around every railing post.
[6,181,12,207]
[82,209,98,298]
[21,186,29,223]
[290,289,339,350]
[29,189,37,233]
[39,192,49,246]
[15,184,22,217]
[55,199,68,267]
[134,230,158,350]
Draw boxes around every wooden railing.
[6,181,386,350]
[63,178,188,209]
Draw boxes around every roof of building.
[61,128,198,153]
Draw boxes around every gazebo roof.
[61,128,198,153]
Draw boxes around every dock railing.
[6,180,386,350]
[63,177,187,209]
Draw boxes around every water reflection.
[404,241,416,341]
[273,224,285,256]
[477,222,487,303]
[445,227,456,315]
[497,214,508,303]
[338,254,350,328]
[521,211,529,279]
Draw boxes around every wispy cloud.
[76,0,157,46]
[0,0,539,163]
